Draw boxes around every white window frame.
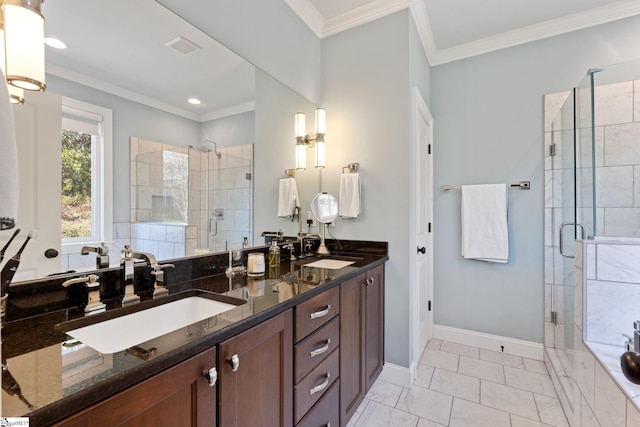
[61,97,113,254]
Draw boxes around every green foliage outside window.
[61,130,92,238]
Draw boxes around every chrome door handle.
[559,222,584,258]
[310,339,331,358]
[203,367,217,387]
[310,304,331,320]
[310,372,330,395]
[228,354,239,372]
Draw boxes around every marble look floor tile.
[417,418,446,427]
[427,339,443,350]
[458,356,505,384]
[413,363,435,389]
[396,385,453,425]
[510,414,555,427]
[365,380,403,407]
[346,398,369,427]
[429,368,480,403]
[440,341,480,359]
[524,358,549,375]
[505,366,557,397]
[353,400,419,427]
[480,380,539,420]
[480,349,525,369]
[534,394,569,427]
[419,348,460,372]
[449,397,510,427]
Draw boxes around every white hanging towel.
[461,184,509,263]
[0,69,19,230]
[277,178,300,217]
[339,173,360,218]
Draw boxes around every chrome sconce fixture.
[295,108,326,170]
[0,0,46,99]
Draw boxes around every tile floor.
[346,339,569,427]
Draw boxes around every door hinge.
[428,300,432,311]
[551,311,558,326]
[549,143,556,157]
[428,222,431,233]
[427,144,431,155]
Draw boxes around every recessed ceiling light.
[188,98,201,105]
[44,37,67,49]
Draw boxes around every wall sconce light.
[0,5,23,104]
[294,108,326,170]
[1,0,46,93]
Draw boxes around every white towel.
[461,184,509,263]
[277,178,300,217]
[0,70,19,230]
[339,173,360,218]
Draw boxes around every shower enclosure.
[544,59,640,420]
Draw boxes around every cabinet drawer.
[294,348,339,424]
[296,380,339,427]
[295,286,340,342]
[295,316,340,383]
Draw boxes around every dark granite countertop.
[1,243,387,426]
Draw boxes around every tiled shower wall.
[189,144,253,253]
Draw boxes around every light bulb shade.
[295,143,307,170]
[315,108,326,134]
[3,2,46,91]
[314,140,326,168]
[295,113,306,138]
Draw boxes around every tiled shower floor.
[347,339,569,427]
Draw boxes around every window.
[61,97,113,254]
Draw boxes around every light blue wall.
[322,10,416,367]
[156,0,322,105]
[431,15,640,343]
[47,74,201,223]
[201,111,255,148]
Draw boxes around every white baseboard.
[378,362,413,388]
[432,324,544,361]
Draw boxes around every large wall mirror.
[4,0,320,282]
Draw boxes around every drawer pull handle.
[310,304,331,320]
[228,354,240,372]
[310,372,330,395]
[310,339,331,357]
[203,367,217,387]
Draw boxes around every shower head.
[203,140,222,159]
[187,144,211,153]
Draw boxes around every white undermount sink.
[67,296,239,354]
[303,259,355,269]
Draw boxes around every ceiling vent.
[165,36,201,55]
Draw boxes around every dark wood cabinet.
[53,347,217,427]
[340,264,385,427]
[218,309,293,427]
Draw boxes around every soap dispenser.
[269,240,280,268]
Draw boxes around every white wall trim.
[378,362,413,388]
[433,324,544,361]
[320,0,410,38]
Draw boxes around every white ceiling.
[40,0,640,121]
[287,0,640,64]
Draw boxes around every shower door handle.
[208,217,218,237]
[559,222,584,258]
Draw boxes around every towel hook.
[342,163,359,174]
[284,169,296,178]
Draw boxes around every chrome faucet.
[151,263,175,298]
[62,274,106,314]
[302,234,320,257]
[131,251,158,270]
[81,242,109,269]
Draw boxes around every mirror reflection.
[3,0,320,283]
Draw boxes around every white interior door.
[411,87,433,372]
[8,91,62,281]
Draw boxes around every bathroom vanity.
[1,241,387,427]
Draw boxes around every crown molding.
[287,0,640,66]
[47,64,254,122]
[426,0,640,65]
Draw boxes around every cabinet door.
[339,272,366,426]
[218,310,293,427]
[364,264,384,392]
[54,347,217,427]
